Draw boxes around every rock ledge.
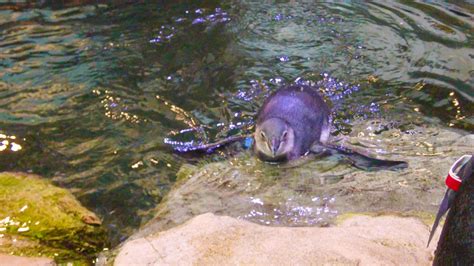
[116,213,437,265]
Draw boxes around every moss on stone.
[0,172,108,263]
[176,164,197,182]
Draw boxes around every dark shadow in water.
[340,152,408,172]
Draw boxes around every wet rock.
[133,120,473,239]
[116,213,438,265]
[0,172,108,263]
[114,120,471,264]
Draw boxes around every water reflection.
[0,134,22,152]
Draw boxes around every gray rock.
[116,213,438,265]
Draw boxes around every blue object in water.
[243,137,254,149]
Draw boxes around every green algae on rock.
[0,172,108,263]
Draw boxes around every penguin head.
[255,118,295,161]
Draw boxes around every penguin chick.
[255,118,295,160]
[254,85,330,162]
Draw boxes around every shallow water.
[0,0,473,250]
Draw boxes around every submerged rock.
[116,213,438,265]
[0,172,108,263]
[133,120,473,239]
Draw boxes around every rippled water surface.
[0,0,473,247]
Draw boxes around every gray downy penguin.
[253,84,406,170]
[254,85,330,162]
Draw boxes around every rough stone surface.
[0,254,54,266]
[115,213,439,265]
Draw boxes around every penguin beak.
[271,138,279,156]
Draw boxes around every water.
[0,0,472,248]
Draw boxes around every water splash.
[164,73,377,152]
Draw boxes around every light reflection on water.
[240,195,338,227]
[0,0,472,249]
[0,134,22,152]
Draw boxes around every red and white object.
[445,155,473,191]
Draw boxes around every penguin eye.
[260,132,266,139]
[282,131,288,139]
